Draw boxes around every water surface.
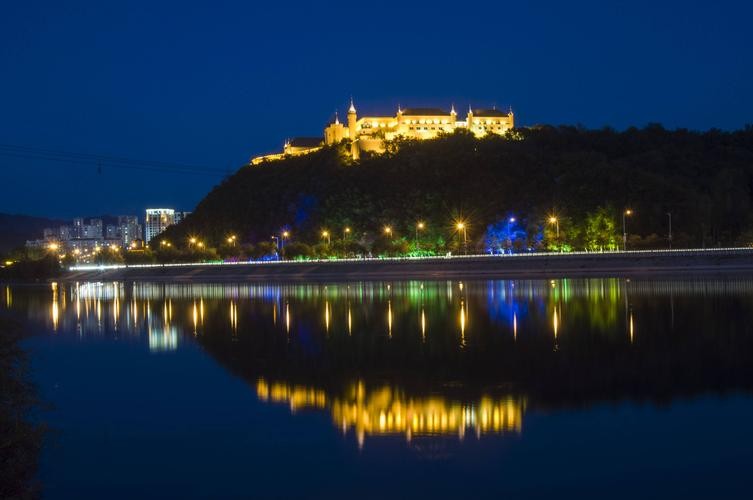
[6,279,753,498]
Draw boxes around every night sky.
[1,0,751,218]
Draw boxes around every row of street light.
[154,208,670,253]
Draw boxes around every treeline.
[156,124,753,255]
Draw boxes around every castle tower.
[348,98,359,160]
[450,104,457,126]
[466,105,474,133]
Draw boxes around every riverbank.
[62,248,753,282]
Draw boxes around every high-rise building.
[72,218,84,238]
[145,209,172,242]
[117,216,142,247]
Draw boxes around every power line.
[0,143,237,176]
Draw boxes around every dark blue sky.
[1,0,751,218]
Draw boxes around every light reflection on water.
[5,278,753,445]
[256,378,525,448]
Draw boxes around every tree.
[584,206,618,251]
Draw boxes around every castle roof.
[472,108,511,117]
[288,137,323,148]
[401,107,449,116]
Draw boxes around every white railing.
[67,247,753,272]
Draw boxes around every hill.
[158,125,753,255]
[0,213,68,254]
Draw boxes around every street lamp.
[416,221,425,249]
[548,216,559,239]
[189,237,197,248]
[281,230,290,250]
[456,221,467,254]
[321,230,330,245]
[384,226,392,237]
[343,226,351,241]
[622,209,633,251]
[507,217,516,253]
[226,234,237,246]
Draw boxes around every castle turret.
[348,98,359,160]
[466,105,474,133]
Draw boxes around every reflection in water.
[6,277,753,443]
[256,379,524,448]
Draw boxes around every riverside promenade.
[64,248,753,282]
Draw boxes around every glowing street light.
[548,216,560,239]
[507,217,516,252]
[321,230,331,245]
[384,226,392,236]
[196,241,204,249]
[455,221,467,254]
[47,242,59,252]
[415,221,425,249]
[226,234,237,246]
[343,226,351,241]
[623,209,633,251]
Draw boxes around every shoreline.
[61,248,753,282]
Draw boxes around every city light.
[47,242,59,251]
[383,226,392,236]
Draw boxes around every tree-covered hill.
[157,125,753,257]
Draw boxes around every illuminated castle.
[251,99,514,164]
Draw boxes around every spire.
[508,105,513,115]
[334,110,340,124]
[450,103,457,115]
[348,97,356,114]
[397,103,402,114]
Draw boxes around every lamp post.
[321,230,330,245]
[667,212,672,249]
[507,217,516,253]
[416,221,425,250]
[384,226,392,238]
[343,226,351,242]
[622,209,633,251]
[548,216,559,239]
[281,230,289,250]
[456,222,467,254]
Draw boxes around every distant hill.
[158,125,753,250]
[0,213,68,254]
